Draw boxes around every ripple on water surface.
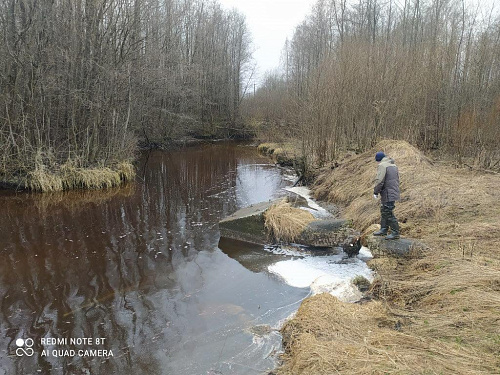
[0,143,374,375]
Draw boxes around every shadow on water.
[0,142,309,375]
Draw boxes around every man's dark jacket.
[374,156,400,203]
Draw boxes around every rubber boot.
[386,217,400,240]
[373,228,388,236]
[385,232,400,240]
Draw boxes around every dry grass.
[264,199,315,243]
[280,293,499,375]
[278,140,500,374]
[25,161,135,192]
[312,139,500,241]
[26,167,64,192]
[257,142,279,154]
[116,161,135,181]
[258,142,301,164]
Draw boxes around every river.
[0,142,372,375]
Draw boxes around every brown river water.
[0,143,310,375]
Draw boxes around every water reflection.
[217,238,293,273]
[0,143,308,375]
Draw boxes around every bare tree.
[0,0,252,186]
[246,0,500,169]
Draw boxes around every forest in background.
[0,0,251,186]
[245,0,500,170]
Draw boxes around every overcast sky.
[218,0,317,84]
[218,0,498,86]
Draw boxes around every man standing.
[373,151,400,239]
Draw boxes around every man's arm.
[374,164,386,195]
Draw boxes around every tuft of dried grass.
[60,163,120,190]
[24,161,135,192]
[264,199,315,243]
[116,161,136,181]
[258,142,300,160]
[26,168,63,192]
[257,142,277,154]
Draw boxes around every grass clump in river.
[277,139,500,374]
[25,160,135,192]
[258,142,302,167]
[264,199,315,243]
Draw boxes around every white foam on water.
[268,246,374,303]
[272,185,375,302]
[285,186,332,218]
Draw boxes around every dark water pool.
[0,143,309,375]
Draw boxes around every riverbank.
[0,136,252,193]
[138,133,255,150]
[273,140,500,374]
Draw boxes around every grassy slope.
[278,140,500,374]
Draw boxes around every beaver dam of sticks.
[277,140,500,374]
